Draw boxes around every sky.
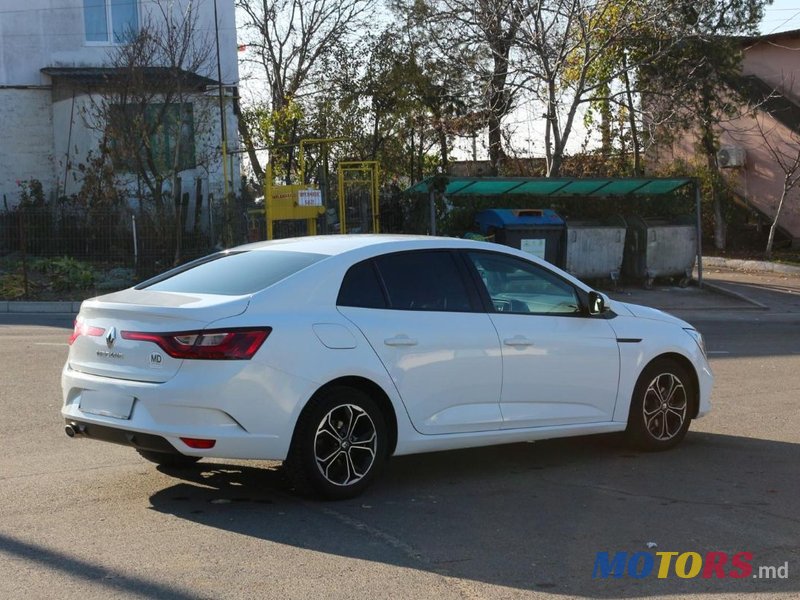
[760,0,800,34]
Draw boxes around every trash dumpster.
[563,215,627,282]
[623,215,697,288]
[475,209,565,265]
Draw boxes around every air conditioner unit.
[717,146,746,168]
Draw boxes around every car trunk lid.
[68,289,250,383]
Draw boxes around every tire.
[625,359,694,451]
[285,386,388,500]
[136,449,201,468]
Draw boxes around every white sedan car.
[62,235,712,499]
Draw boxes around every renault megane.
[62,235,712,498]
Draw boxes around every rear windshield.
[140,250,326,295]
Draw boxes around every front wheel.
[626,359,694,451]
[285,386,387,500]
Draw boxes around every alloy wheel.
[642,372,688,441]
[314,404,378,486]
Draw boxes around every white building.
[0,0,240,216]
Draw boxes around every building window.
[109,103,197,174]
[84,0,139,44]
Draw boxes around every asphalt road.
[1,299,799,599]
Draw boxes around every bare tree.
[512,0,693,177]
[395,0,527,175]
[236,0,377,180]
[743,108,800,259]
[87,0,216,263]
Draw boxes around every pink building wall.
[655,30,800,243]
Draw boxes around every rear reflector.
[180,437,216,449]
[121,327,271,360]
[68,319,106,345]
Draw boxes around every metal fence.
[0,188,428,299]
[0,204,225,300]
[1,206,221,266]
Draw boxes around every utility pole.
[213,0,232,245]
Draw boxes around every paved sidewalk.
[702,267,800,314]
[602,265,800,315]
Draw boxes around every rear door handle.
[503,336,534,347]
[384,335,418,347]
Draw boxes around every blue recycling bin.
[475,209,565,266]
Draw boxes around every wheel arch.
[642,352,700,419]
[298,376,399,457]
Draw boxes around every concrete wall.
[742,37,800,103]
[0,0,239,208]
[0,88,55,206]
[0,0,238,86]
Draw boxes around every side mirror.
[588,291,607,315]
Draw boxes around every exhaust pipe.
[65,423,86,438]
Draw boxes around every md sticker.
[148,352,164,368]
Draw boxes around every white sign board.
[520,238,546,259]
[298,189,323,206]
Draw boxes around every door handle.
[384,335,418,347]
[503,336,534,347]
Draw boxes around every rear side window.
[375,251,473,312]
[337,260,387,308]
[141,251,325,295]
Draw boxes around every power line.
[767,9,800,34]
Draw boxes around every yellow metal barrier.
[263,163,324,240]
[337,161,380,234]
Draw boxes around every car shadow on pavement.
[149,432,799,597]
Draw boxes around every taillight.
[121,328,271,360]
[68,319,106,345]
[180,437,216,449]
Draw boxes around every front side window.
[374,251,473,312]
[468,252,581,315]
[84,0,139,43]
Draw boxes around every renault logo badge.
[106,327,117,348]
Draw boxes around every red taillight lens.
[121,328,271,360]
[68,319,106,345]
[180,437,216,449]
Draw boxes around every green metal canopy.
[404,175,705,286]
[406,176,694,198]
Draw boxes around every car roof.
[234,234,594,299]
[234,234,489,256]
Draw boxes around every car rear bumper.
[61,358,318,461]
[63,419,180,454]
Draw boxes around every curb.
[697,280,769,310]
[0,301,82,314]
[703,256,800,276]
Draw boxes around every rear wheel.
[136,449,201,468]
[285,386,387,500]
[626,359,694,451]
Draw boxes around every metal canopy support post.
[695,180,703,287]
[429,191,436,236]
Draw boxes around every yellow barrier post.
[337,161,380,234]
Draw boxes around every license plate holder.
[79,391,135,420]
